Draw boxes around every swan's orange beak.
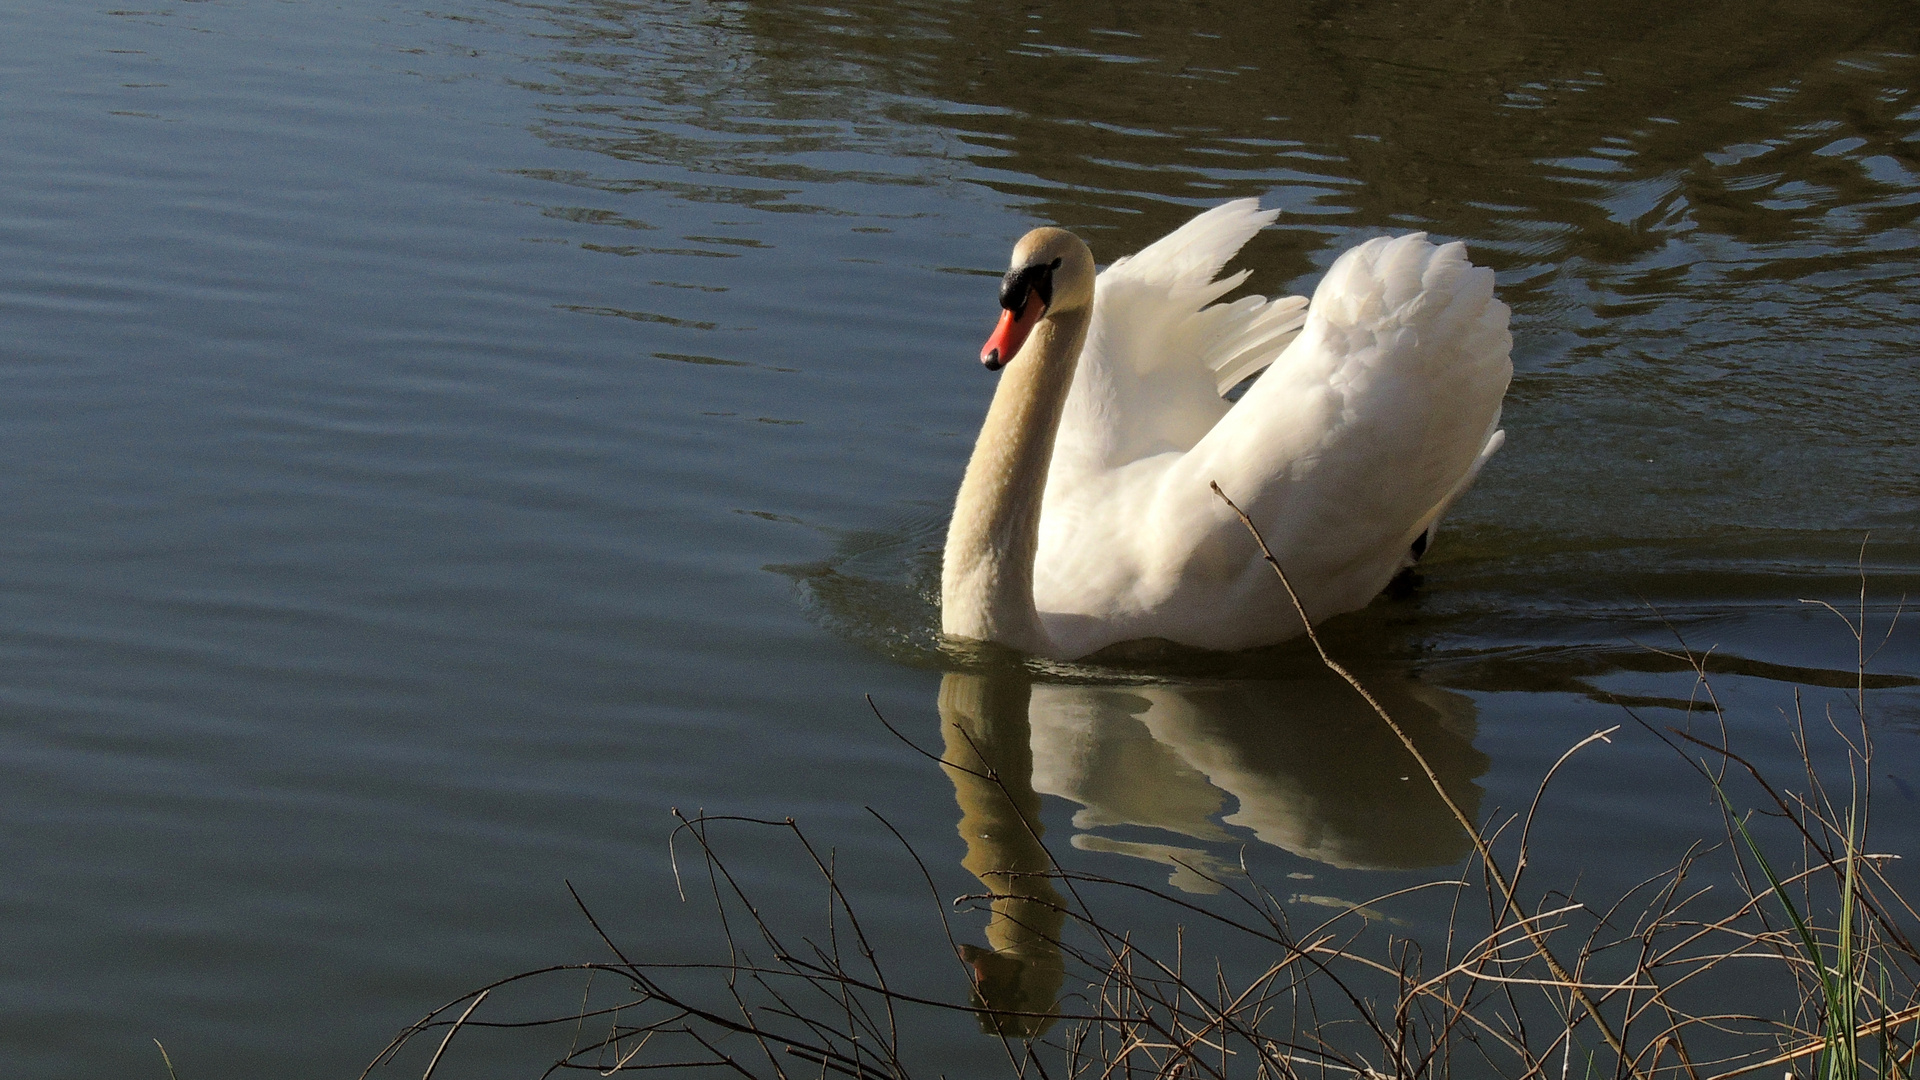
[980,292,1046,371]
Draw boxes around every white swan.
[942,199,1512,660]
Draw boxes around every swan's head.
[980,227,1095,370]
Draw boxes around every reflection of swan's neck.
[938,672,1064,1037]
[941,307,1090,655]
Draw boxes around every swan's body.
[942,200,1511,660]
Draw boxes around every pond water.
[2,0,1918,1076]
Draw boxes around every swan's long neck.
[942,307,1090,655]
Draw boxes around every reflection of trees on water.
[935,663,1487,1032]
[510,0,1919,269]
[727,0,1919,264]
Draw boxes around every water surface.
[1,1,1916,1076]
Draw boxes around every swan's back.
[1035,216,1512,658]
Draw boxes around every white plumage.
[944,199,1513,659]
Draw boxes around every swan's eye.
[998,262,1055,313]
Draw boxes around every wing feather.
[1036,230,1512,657]
[1051,200,1308,478]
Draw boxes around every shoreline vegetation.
[361,516,1915,1080]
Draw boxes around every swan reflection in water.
[936,664,1488,1036]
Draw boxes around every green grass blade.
[1709,777,1847,1076]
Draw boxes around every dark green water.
[1,1,1915,1075]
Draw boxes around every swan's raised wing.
[1036,232,1511,657]
[1172,233,1511,627]
[1052,200,1308,477]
